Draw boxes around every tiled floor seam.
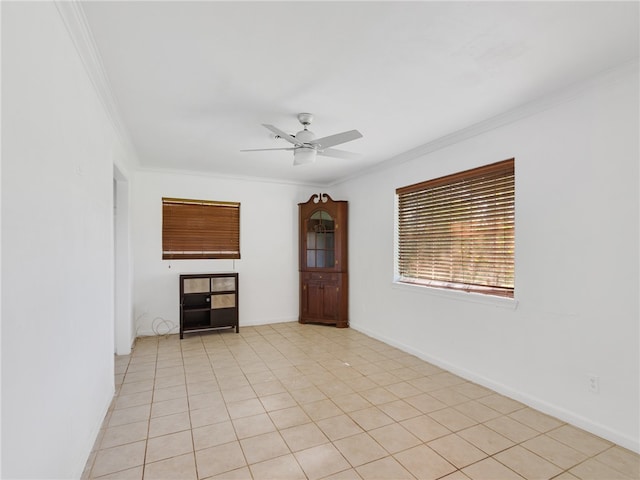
[179,338,198,480]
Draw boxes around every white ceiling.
[81,1,639,185]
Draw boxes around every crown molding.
[54,1,140,169]
[137,165,329,189]
[50,2,638,188]
[331,58,639,187]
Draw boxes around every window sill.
[391,279,519,310]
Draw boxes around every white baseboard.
[135,316,299,338]
[241,316,298,327]
[350,322,639,453]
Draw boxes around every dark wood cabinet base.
[299,318,349,328]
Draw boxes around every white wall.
[332,66,639,451]
[1,3,133,477]
[114,165,134,355]
[132,171,315,335]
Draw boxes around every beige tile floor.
[82,322,639,480]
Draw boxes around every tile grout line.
[141,336,159,480]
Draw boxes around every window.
[396,158,514,298]
[162,197,240,260]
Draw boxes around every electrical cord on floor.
[151,316,179,337]
[132,311,178,338]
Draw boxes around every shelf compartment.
[182,293,211,309]
[182,310,211,329]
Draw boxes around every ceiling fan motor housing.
[295,129,315,145]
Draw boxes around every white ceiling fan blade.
[240,147,295,152]
[262,124,302,145]
[318,148,362,160]
[312,129,362,149]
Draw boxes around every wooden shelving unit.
[179,273,238,338]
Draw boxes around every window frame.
[395,159,515,299]
[162,197,240,260]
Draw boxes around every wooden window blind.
[396,158,514,298]
[162,198,240,260]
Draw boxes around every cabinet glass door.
[306,210,335,268]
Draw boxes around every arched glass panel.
[306,210,335,268]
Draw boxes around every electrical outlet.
[588,375,600,393]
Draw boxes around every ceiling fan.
[241,113,363,165]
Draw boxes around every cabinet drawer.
[303,272,339,282]
[183,277,210,293]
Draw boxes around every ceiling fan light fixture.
[293,147,316,166]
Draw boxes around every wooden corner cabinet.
[299,193,348,328]
[179,273,238,339]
